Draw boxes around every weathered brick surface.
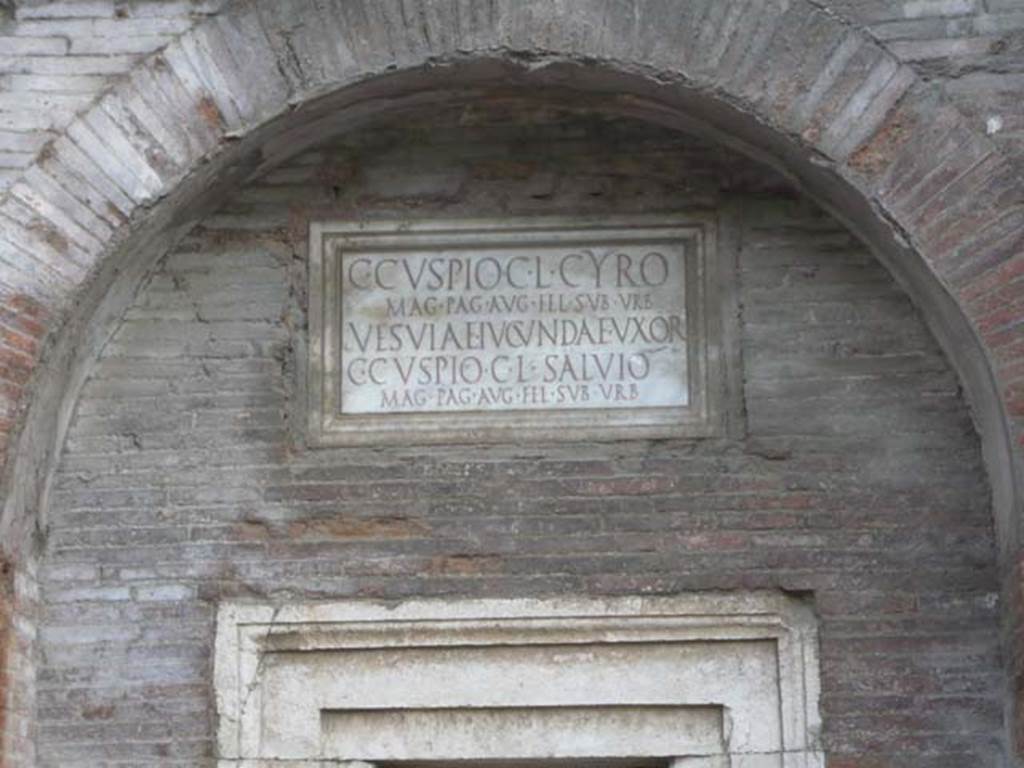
[825,0,1024,170]
[37,111,1004,766]
[0,0,1017,563]
[0,557,37,768]
[0,0,227,188]
[2,0,1021,187]
[0,1,1019,765]
[0,558,10,764]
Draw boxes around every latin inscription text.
[340,245,690,415]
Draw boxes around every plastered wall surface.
[35,111,1004,767]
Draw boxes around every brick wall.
[34,108,1005,766]
[0,558,37,768]
[0,0,1022,192]
[0,0,226,189]
[835,0,1024,172]
[0,558,11,762]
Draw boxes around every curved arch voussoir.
[0,0,1021,665]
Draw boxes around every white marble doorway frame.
[214,594,824,768]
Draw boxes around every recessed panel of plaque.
[308,216,723,445]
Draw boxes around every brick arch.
[1,0,1023,754]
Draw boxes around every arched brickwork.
[1,0,1023,761]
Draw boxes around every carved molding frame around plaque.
[214,594,824,768]
[307,215,729,446]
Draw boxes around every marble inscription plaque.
[308,217,721,445]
